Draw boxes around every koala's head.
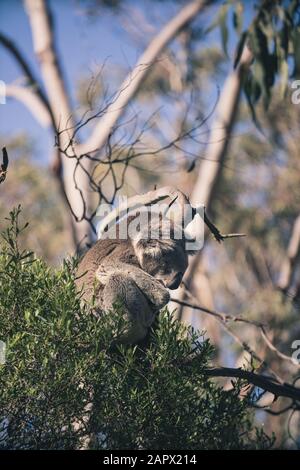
[98,187,200,289]
[132,220,190,290]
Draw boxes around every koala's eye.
[149,266,161,276]
[159,261,170,274]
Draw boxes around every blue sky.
[0,0,255,163]
[0,0,146,158]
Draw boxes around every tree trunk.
[278,214,300,291]
[23,0,210,248]
[173,43,253,323]
[25,0,92,249]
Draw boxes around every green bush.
[0,208,273,449]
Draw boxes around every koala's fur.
[75,216,190,345]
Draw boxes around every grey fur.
[75,217,191,345]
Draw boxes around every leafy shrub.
[0,208,273,449]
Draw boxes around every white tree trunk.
[191,44,253,209]
[172,44,253,324]
[24,0,209,248]
[25,0,91,248]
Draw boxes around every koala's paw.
[151,286,170,310]
[161,288,171,307]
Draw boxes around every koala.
[76,223,190,345]
[75,187,204,345]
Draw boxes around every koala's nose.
[166,272,183,290]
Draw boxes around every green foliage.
[208,1,300,117]
[0,136,73,264]
[0,209,273,450]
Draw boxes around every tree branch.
[24,0,92,248]
[5,84,51,127]
[172,40,253,321]
[0,31,53,119]
[172,293,300,370]
[190,42,253,211]
[77,0,211,156]
[201,367,300,403]
[0,31,62,173]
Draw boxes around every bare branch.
[190,42,253,210]
[172,292,284,383]
[77,0,211,156]
[0,31,65,190]
[171,297,264,328]
[172,39,253,321]
[172,292,300,370]
[5,84,51,127]
[0,31,53,119]
[24,0,92,248]
[200,367,300,403]
[260,327,300,368]
[203,210,246,242]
